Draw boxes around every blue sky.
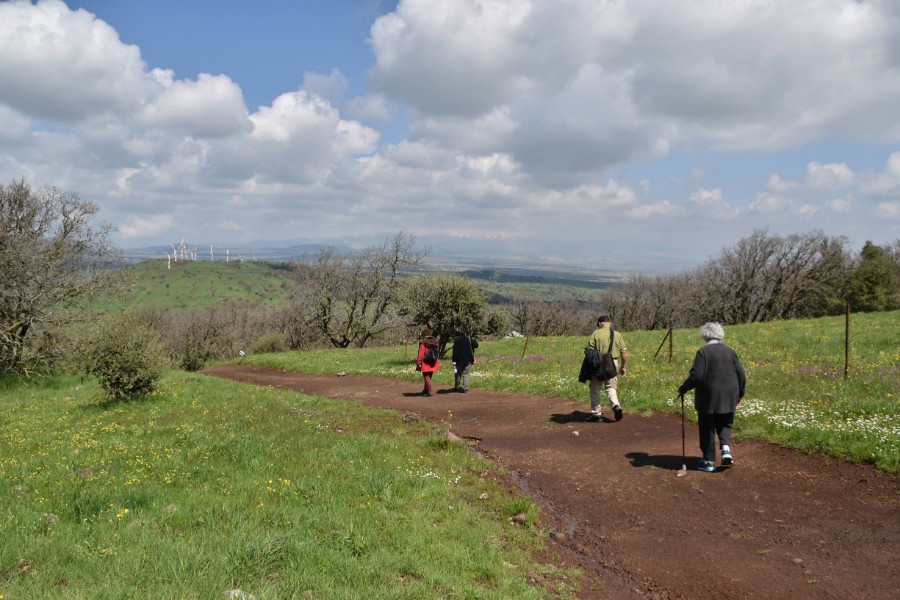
[71,1,394,111]
[1,0,899,272]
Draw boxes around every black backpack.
[423,345,439,366]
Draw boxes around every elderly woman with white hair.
[678,322,746,472]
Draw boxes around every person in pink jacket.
[416,328,441,396]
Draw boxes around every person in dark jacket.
[416,328,441,397]
[678,322,746,472]
[451,329,478,392]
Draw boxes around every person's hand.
[619,366,626,377]
[736,399,742,410]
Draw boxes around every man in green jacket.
[588,315,628,422]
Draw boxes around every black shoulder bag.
[597,329,618,380]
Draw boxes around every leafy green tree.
[1,180,119,375]
[844,241,900,312]
[401,275,488,353]
[79,312,170,401]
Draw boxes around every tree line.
[2,179,898,385]
[602,230,900,331]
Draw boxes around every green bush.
[80,312,170,400]
[248,331,288,355]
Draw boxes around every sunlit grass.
[85,259,289,313]
[0,373,575,598]
[247,311,900,473]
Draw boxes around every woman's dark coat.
[678,342,746,414]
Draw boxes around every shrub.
[80,312,170,400]
[248,332,288,355]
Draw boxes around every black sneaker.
[588,414,602,422]
[613,405,623,421]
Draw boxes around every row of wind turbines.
[163,239,255,268]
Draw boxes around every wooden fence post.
[668,322,673,363]
[654,327,671,359]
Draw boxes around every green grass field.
[0,373,575,599]
[247,310,900,473]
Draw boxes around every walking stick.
[676,393,688,477]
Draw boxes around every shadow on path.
[549,410,615,424]
[625,451,695,471]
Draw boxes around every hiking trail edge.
[203,364,899,600]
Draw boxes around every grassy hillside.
[90,259,618,314]
[246,310,900,473]
[90,259,294,313]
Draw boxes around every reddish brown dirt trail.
[203,365,899,600]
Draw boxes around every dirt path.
[202,365,899,599]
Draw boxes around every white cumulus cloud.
[140,73,250,137]
[0,0,156,121]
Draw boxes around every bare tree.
[1,180,120,375]
[599,229,852,329]
[886,239,900,263]
[694,230,850,323]
[600,273,693,331]
[509,300,588,336]
[273,280,323,350]
[163,299,275,370]
[302,231,425,348]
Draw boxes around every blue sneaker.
[696,460,715,472]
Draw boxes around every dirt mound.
[203,364,899,599]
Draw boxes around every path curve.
[203,364,899,599]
